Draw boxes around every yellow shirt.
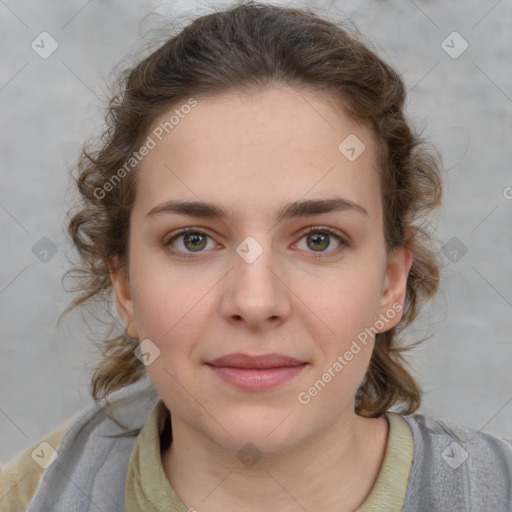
[0,401,413,511]
[124,400,414,511]
[0,420,71,510]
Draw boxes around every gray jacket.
[24,375,512,511]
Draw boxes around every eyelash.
[162,226,349,260]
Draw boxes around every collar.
[124,400,413,511]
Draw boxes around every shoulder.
[0,420,70,512]
[4,376,159,511]
[401,410,512,461]
[397,411,512,511]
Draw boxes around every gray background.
[1,0,511,464]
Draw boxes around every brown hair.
[61,1,443,417]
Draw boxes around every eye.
[163,226,348,259]
[163,228,216,258]
[294,226,348,257]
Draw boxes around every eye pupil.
[184,233,207,251]
[308,233,329,251]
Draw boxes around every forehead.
[133,86,382,226]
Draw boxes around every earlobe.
[108,257,139,339]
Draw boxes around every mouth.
[205,353,307,390]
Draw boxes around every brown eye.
[164,228,214,257]
[306,232,330,251]
[295,226,347,256]
[182,232,208,251]
[163,226,348,260]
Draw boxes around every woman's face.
[111,86,412,454]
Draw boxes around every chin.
[206,408,308,456]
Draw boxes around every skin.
[110,85,413,512]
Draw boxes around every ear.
[108,256,139,339]
[376,244,413,332]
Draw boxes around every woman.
[1,2,510,511]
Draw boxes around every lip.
[206,353,307,390]
[207,352,305,369]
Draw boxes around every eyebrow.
[146,197,369,222]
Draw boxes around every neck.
[161,410,389,512]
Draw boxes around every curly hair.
[61,1,443,417]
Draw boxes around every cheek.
[303,268,383,345]
[128,239,203,335]
[298,278,380,406]
[129,256,220,377]
[132,274,201,340]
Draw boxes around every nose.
[219,235,291,331]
